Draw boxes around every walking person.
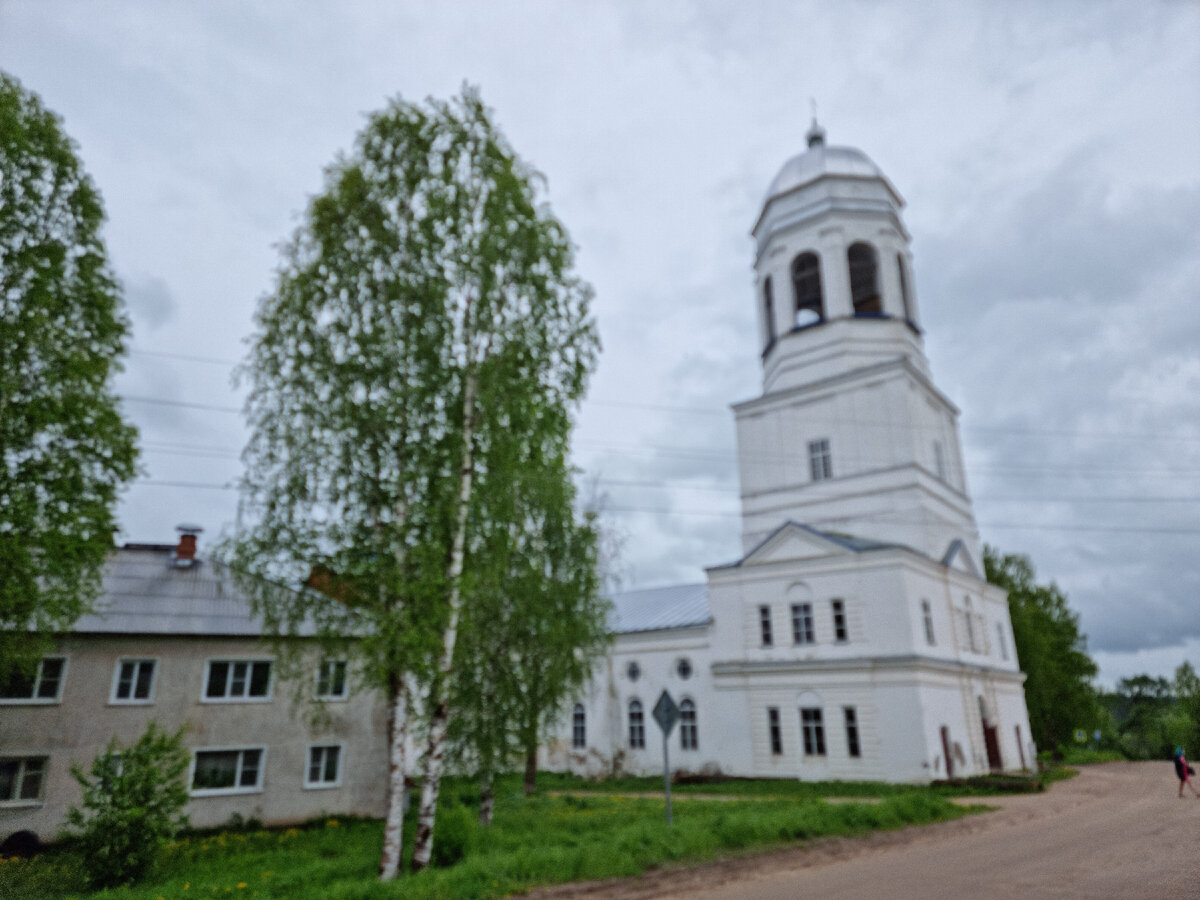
[1174,747,1198,798]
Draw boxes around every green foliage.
[1100,665,1200,760]
[0,70,139,680]
[430,803,477,868]
[1,787,969,899]
[63,724,190,888]
[225,84,600,876]
[984,547,1099,756]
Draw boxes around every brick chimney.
[173,524,203,567]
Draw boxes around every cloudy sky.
[3,1,1197,688]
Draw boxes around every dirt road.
[528,762,1200,899]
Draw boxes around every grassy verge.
[2,784,974,900]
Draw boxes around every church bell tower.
[734,121,983,567]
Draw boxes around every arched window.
[791,252,824,327]
[628,699,645,748]
[897,253,913,321]
[763,276,776,350]
[679,699,698,750]
[572,703,586,749]
[848,242,881,315]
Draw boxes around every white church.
[546,122,1035,784]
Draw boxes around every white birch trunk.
[410,366,478,872]
[378,680,410,880]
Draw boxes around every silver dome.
[764,144,885,202]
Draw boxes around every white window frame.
[304,743,343,789]
[800,707,826,756]
[571,703,586,749]
[759,605,774,647]
[628,698,645,749]
[0,656,67,705]
[202,659,273,703]
[190,747,266,796]
[791,602,815,645]
[0,756,48,805]
[922,599,936,645]
[110,658,158,705]
[314,659,349,701]
[831,599,848,643]
[679,698,698,751]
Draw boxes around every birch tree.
[0,71,138,681]
[227,86,597,880]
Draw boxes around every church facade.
[545,123,1034,783]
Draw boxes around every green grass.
[1,778,985,900]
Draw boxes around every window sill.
[0,698,61,706]
[199,696,273,704]
[0,799,44,808]
[303,781,342,791]
[108,699,155,707]
[191,786,264,798]
[313,695,349,703]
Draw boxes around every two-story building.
[0,530,387,847]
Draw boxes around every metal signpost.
[653,690,680,825]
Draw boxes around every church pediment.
[941,539,980,576]
[739,522,857,567]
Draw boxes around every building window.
[626,661,641,682]
[848,242,881,315]
[791,251,824,327]
[897,253,913,321]
[111,659,156,703]
[791,602,815,645]
[572,703,586,749]
[808,439,832,482]
[315,660,349,700]
[922,600,936,645]
[192,748,264,794]
[933,441,946,480]
[759,605,774,647]
[0,657,65,704]
[305,745,342,788]
[831,599,848,642]
[679,699,698,750]
[964,598,980,653]
[996,622,1008,661]
[844,707,861,757]
[800,708,826,756]
[204,660,272,701]
[0,757,47,803]
[768,707,783,755]
[763,276,776,350]
[628,699,645,749]
[676,657,693,680]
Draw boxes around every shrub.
[431,803,477,868]
[64,723,190,888]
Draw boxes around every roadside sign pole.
[652,690,680,826]
[663,730,672,825]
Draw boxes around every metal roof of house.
[609,583,711,634]
[73,546,279,636]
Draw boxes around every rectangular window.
[572,704,586,749]
[679,700,698,751]
[922,600,936,645]
[305,745,341,788]
[628,701,645,749]
[767,707,783,755]
[0,657,65,704]
[192,748,264,794]
[111,659,156,703]
[791,603,815,645]
[800,707,826,756]
[315,660,348,700]
[759,605,774,647]
[831,599,848,642]
[844,707,861,758]
[204,660,272,701]
[0,757,47,802]
[996,622,1008,660]
[808,439,832,481]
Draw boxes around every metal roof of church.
[609,583,711,634]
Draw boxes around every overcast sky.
[3,1,1197,688]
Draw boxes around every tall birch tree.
[0,71,138,681]
[227,86,597,880]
